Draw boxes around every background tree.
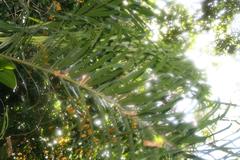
[200,0,240,54]
[0,0,239,159]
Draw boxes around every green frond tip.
[0,58,16,89]
[0,58,15,70]
[0,70,17,89]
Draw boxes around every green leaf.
[180,135,206,144]
[85,8,117,17]
[0,58,15,70]
[0,69,17,89]
[0,20,21,32]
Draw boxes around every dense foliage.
[0,0,239,159]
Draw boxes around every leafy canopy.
[0,0,239,159]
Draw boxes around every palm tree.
[0,0,238,159]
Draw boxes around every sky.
[176,0,240,159]
[186,30,240,160]
[153,0,240,159]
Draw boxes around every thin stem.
[213,101,240,107]
[0,36,48,44]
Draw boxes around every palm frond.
[0,0,235,159]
